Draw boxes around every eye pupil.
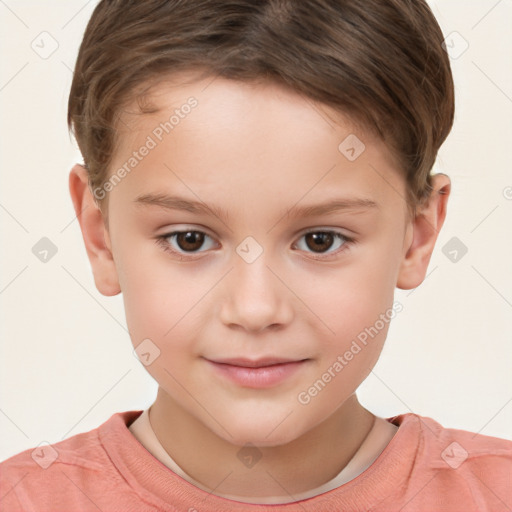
[306,232,333,253]
[177,231,204,251]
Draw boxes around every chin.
[212,415,307,448]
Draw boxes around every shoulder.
[408,413,512,464]
[389,413,512,510]
[0,410,143,511]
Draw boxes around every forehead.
[123,71,376,139]
[111,73,407,218]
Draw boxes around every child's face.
[76,73,444,447]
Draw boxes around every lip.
[204,357,308,389]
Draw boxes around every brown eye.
[294,230,352,258]
[157,228,353,260]
[304,232,335,253]
[159,230,216,256]
[175,231,206,252]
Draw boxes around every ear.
[68,164,121,296]
[397,173,451,290]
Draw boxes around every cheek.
[306,258,397,343]
[116,244,206,346]
[295,244,399,390]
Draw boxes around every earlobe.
[396,174,451,290]
[68,164,121,296]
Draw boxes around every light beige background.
[1,0,511,462]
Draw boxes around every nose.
[219,252,294,333]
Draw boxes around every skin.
[69,73,450,499]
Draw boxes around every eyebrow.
[134,193,378,223]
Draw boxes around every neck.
[149,389,376,499]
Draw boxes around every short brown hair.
[68,0,454,217]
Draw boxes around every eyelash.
[155,228,355,261]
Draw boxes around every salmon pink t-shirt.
[1,410,511,511]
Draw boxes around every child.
[1,0,511,510]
